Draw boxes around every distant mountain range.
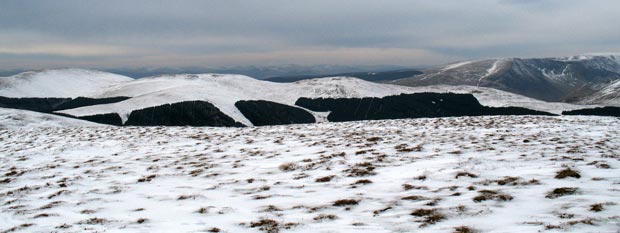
[392,54,620,105]
[2,53,620,127]
[3,68,614,127]
[0,65,410,79]
[264,69,422,83]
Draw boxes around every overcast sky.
[1,0,619,69]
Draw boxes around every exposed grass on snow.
[0,115,619,232]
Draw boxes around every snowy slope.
[579,79,620,106]
[1,116,618,232]
[56,74,593,126]
[59,75,413,125]
[0,69,133,98]
[0,107,102,129]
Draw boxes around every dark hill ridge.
[55,97,131,111]
[265,69,422,83]
[562,107,620,117]
[0,96,130,113]
[125,101,245,127]
[3,93,618,127]
[295,93,555,122]
[0,96,131,126]
[55,112,125,126]
[0,96,70,113]
[235,100,316,126]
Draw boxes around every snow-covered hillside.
[580,79,620,106]
[0,69,132,98]
[56,74,594,126]
[0,107,101,129]
[394,54,620,103]
[58,75,414,125]
[1,116,618,232]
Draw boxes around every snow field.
[1,116,619,232]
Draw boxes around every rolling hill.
[0,69,612,127]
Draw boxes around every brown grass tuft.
[590,203,604,212]
[454,226,478,233]
[411,208,446,226]
[315,175,336,182]
[555,168,581,179]
[333,199,359,206]
[278,162,298,172]
[545,187,578,199]
[250,219,279,233]
[455,172,478,179]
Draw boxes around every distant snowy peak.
[0,69,133,98]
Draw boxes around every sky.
[1,0,619,70]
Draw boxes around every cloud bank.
[1,0,619,69]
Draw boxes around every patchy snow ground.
[1,116,619,233]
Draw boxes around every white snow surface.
[0,69,133,98]
[1,116,619,233]
[0,107,101,129]
[56,73,593,126]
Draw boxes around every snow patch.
[477,59,503,86]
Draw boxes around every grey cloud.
[0,0,618,69]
